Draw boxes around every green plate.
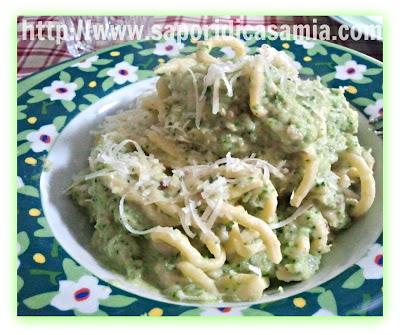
[17,35,383,316]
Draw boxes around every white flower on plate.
[107,61,139,85]
[51,275,111,314]
[294,39,316,49]
[200,307,246,316]
[335,60,367,81]
[312,308,336,316]
[17,176,24,189]
[71,55,99,69]
[364,99,383,121]
[42,80,78,101]
[26,124,59,152]
[356,243,383,279]
[153,39,184,57]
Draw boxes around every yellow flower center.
[33,253,46,264]
[148,307,163,316]
[293,297,306,308]
[29,208,41,217]
[27,117,37,124]
[345,85,358,94]
[25,157,37,165]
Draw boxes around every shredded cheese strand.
[119,195,160,235]
[270,203,313,230]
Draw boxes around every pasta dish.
[70,37,376,302]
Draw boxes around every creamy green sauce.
[71,45,369,302]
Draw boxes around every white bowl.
[40,79,383,308]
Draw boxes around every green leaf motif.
[23,291,57,310]
[51,239,59,258]
[318,45,328,56]
[317,290,337,315]
[17,142,31,156]
[180,308,203,316]
[83,94,100,104]
[62,258,91,281]
[17,275,24,293]
[299,67,314,76]
[373,92,383,100]
[79,104,89,111]
[53,115,67,131]
[30,269,62,285]
[97,67,112,78]
[307,44,328,56]
[59,71,71,83]
[17,111,27,120]
[99,295,137,308]
[352,97,374,107]
[17,231,30,255]
[17,129,34,141]
[307,286,326,294]
[320,72,336,84]
[74,309,108,316]
[138,48,155,56]
[242,308,273,316]
[34,217,53,238]
[94,58,113,65]
[40,100,55,114]
[102,77,115,91]
[27,89,48,103]
[137,70,155,81]
[18,185,39,198]
[342,268,365,289]
[78,66,98,72]
[17,105,27,120]
[123,53,134,64]
[61,100,76,112]
[352,77,373,84]
[130,41,143,49]
[247,47,258,55]
[306,48,317,56]
[180,46,197,54]
[331,53,352,65]
[18,105,27,112]
[245,38,258,47]
[364,68,382,76]
[74,77,84,90]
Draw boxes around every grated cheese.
[199,61,241,117]
[84,169,114,181]
[269,203,313,230]
[248,264,262,277]
[185,66,202,129]
[119,195,160,235]
[179,207,196,238]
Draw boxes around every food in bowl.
[70,37,376,303]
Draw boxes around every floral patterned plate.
[17,36,383,316]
